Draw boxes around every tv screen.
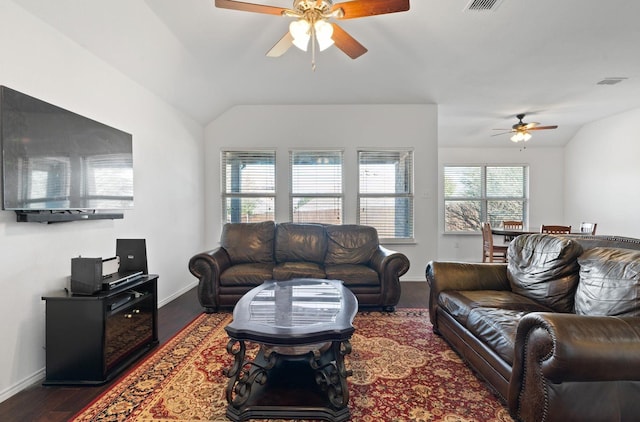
[1,86,133,211]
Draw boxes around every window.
[358,150,414,240]
[221,150,275,223]
[444,165,528,233]
[290,150,343,224]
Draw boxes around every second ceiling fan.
[215,0,410,66]
[493,113,558,143]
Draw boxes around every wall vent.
[463,0,505,12]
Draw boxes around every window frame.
[221,149,276,224]
[443,164,529,234]
[357,149,415,243]
[288,149,344,225]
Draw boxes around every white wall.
[0,2,204,400]
[565,108,640,238]
[437,147,565,261]
[204,104,438,282]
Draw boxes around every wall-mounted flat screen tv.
[1,86,133,214]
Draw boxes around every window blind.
[289,150,343,224]
[358,150,414,239]
[221,150,275,223]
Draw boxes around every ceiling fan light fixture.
[510,131,531,143]
[289,19,310,51]
[314,19,334,51]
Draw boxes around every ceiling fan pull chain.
[311,17,317,71]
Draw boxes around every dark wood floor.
[0,282,429,422]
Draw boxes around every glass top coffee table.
[224,278,358,422]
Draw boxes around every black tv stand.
[42,275,158,385]
[15,210,124,223]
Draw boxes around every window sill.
[380,238,416,245]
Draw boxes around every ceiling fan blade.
[492,131,512,137]
[528,125,558,131]
[332,0,410,19]
[214,0,286,16]
[521,122,540,130]
[266,32,294,57]
[331,23,367,59]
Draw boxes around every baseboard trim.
[158,280,198,308]
[0,368,45,403]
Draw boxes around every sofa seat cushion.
[466,308,532,365]
[575,247,640,316]
[325,225,378,265]
[273,262,326,281]
[507,234,584,312]
[275,223,327,265]
[438,290,552,326]
[325,264,379,286]
[220,263,274,287]
[221,221,275,265]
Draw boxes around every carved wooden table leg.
[224,339,276,408]
[311,339,353,409]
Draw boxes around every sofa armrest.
[188,247,231,312]
[369,245,410,309]
[509,312,640,421]
[425,261,510,328]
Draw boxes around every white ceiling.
[12,0,640,147]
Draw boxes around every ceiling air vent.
[597,77,628,85]
[463,0,505,12]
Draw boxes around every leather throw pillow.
[507,234,583,312]
[575,247,640,316]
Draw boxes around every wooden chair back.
[482,222,508,263]
[501,220,523,243]
[580,222,597,235]
[540,224,572,234]
[502,220,523,230]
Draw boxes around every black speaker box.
[70,257,103,295]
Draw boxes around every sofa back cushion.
[507,234,583,312]
[575,247,640,316]
[220,221,275,265]
[275,223,327,264]
[325,224,378,265]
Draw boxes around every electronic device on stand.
[69,239,148,295]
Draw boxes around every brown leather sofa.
[189,221,410,312]
[426,234,640,422]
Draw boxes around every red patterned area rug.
[72,310,513,421]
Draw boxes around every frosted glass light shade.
[290,19,310,51]
[315,20,334,51]
[510,131,532,142]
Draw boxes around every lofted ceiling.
[12,0,640,147]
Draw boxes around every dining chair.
[580,222,597,235]
[540,224,572,234]
[502,220,523,243]
[482,222,508,263]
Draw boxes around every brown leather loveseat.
[426,234,640,422]
[189,221,410,313]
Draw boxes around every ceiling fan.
[214,0,410,68]
[493,113,558,143]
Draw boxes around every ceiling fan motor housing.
[293,0,332,14]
